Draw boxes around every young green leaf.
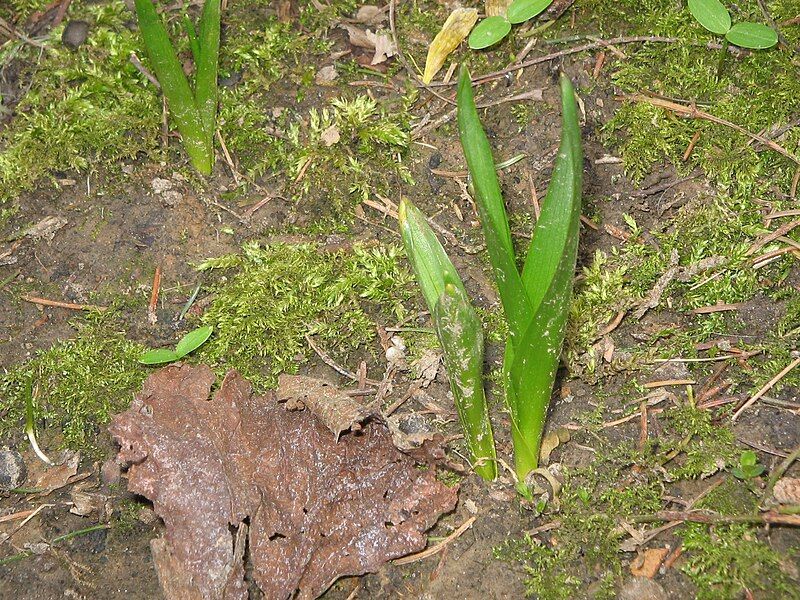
[687,0,731,35]
[398,199,466,313]
[468,16,512,50]
[725,22,778,49]
[457,66,532,341]
[509,74,582,482]
[195,0,220,142]
[506,0,553,25]
[139,348,181,365]
[175,325,214,358]
[433,282,497,481]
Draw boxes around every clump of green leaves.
[196,242,412,388]
[138,326,213,365]
[0,319,147,454]
[469,0,554,49]
[730,450,765,480]
[134,0,220,174]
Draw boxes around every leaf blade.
[506,0,553,25]
[687,0,731,35]
[139,349,181,365]
[468,16,511,50]
[175,326,214,358]
[422,8,479,84]
[725,22,778,49]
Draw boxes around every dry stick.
[644,379,695,388]
[690,302,744,314]
[129,52,160,89]
[147,265,162,325]
[683,130,702,161]
[304,334,381,386]
[393,516,477,565]
[21,295,106,312]
[792,166,800,199]
[732,357,800,421]
[747,220,800,255]
[597,310,626,337]
[426,36,677,88]
[629,95,800,165]
[633,510,800,527]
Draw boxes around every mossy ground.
[1,0,799,597]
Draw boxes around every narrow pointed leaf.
[508,74,582,482]
[134,0,212,174]
[139,349,181,365]
[687,0,731,35]
[506,0,553,25]
[468,16,511,50]
[457,66,532,340]
[195,0,220,143]
[399,199,466,313]
[434,283,497,481]
[422,8,479,84]
[183,14,201,65]
[175,325,213,358]
[725,22,778,49]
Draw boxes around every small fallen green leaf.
[687,0,731,35]
[468,16,511,50]
[725,22,778,49]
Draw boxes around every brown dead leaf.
[278,373,371,439]
[773,477,800,504]
[33,451,80,496]
[320,124,341,147]
[630,547,669,578]
[110,365,456,600]
[413,349,440,387]
[340,25,396,65]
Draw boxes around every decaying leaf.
[485,0,513,17]
[110,365,457,600]
[630,547,669,578]
[538,427,571,465]
[422,8,478,84]
[413,349,441,387]
[33,451,80,496]
[773,477,800,505]
[340,24,397,65]
[278,373,372,439]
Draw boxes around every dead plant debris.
[109,365,457,600]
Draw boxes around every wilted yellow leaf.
[422,8,478,84]
[485,0,512,17]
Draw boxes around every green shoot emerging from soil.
[134,0,220,174]
[458,66,582,491]
[687,0,778,79]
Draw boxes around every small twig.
[129,52,160,89]
[644,379,696,388]
[732,356,800,421]
[216,129,241,186]
[682,131,702,161]
[22,295,106,311]
[629,95,800,165]
[632,510,800,527]
[690,302,744,314]
[597,310,626,337]
[426,36,677,88]
[304,334,381,385]
[393,516,477,565]
[147,265,162,325]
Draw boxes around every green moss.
[0,2,163,204]
[681,523,800,600]
[196,241,413,389]
[0,315,147,455]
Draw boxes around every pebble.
[100,459,121,486]
[618,577,668,600]
[0,449,26,490]
[62,20,90,50]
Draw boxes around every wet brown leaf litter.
[109,365,457,599]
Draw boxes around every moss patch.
[196,241,413,388]
[0,316,147,455]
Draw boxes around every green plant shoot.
[687,0,778,79]
[458,66,582,492]
[139,326,213,365]
[731,450,765,480]
[399,199,497,481]
[134,0,220,174]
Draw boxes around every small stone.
[618,577,667,600]
[0,449,26,490]
[138,506,158,525]
[100,459,121,486]
[315,65,338,86]
[62,21,90,50]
